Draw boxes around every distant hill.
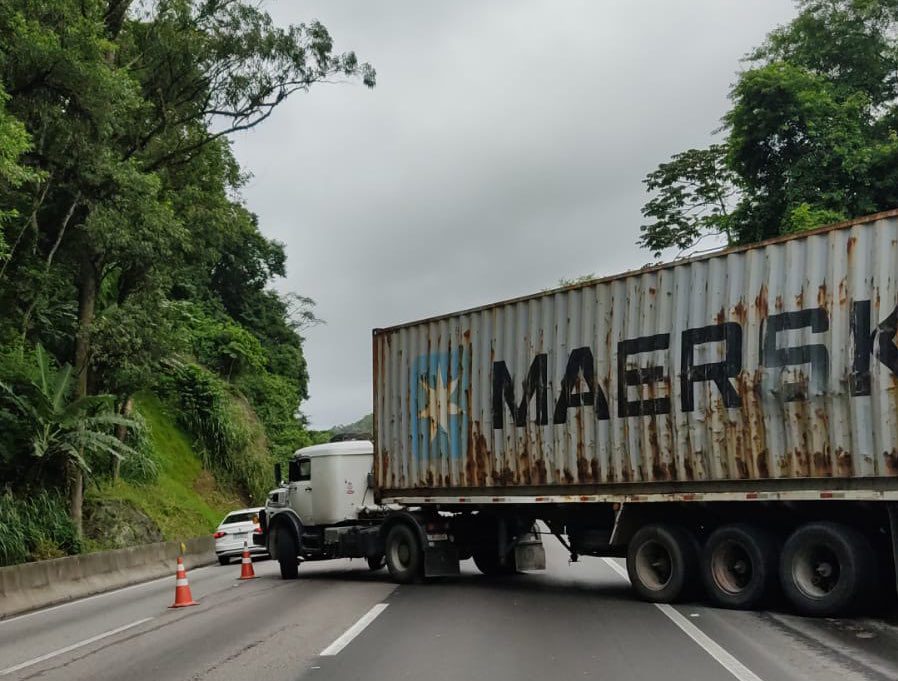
[331,413,373,437]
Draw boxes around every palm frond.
[50,363,73,414]
[61,395,115,421]
[34,344,51,398]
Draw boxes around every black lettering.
[850,300,873,396]
[681,322,742,412]
[553,347,611,423]
[617,334,671,417]
[492,354,548,428]
[761,309,829,401]
[878,305,898,376]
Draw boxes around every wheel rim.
[390,535,411,569]
[710,540,753,595]
[635,540,673,591]
[792,544,840,599]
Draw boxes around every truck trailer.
[259,210,898,616]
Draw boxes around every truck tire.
[276,528,300,580]
[780,522,876,617]
[701,524,778,609]
[626,524,699,603]
[367,554,386,571]
[385,523,423,584]
[472,546,517,576]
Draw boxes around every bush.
[0,490,81,566]
[119,412,160,485]
[158,360,272,503]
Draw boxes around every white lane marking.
[0,617,153,676]
[601,555,631,581]
[320,604,388,656]
[601,558,764,681]
[0,566,212,625]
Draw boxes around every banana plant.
[0,345,138,476]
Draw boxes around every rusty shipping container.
[373,211,898,499]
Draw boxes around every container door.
[287,457,314,525]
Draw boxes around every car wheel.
[385,523,423,584]
[217,555,230,566]
[702,524,778,609]
[276,528,300,580]
[780,522,876,617]
[627,524,700,603]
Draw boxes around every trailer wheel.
[701,524,777,609]
[276,528,299,580]
[780,522,876,617]
[627,524,699,603]
[385,523,423,584]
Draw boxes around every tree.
[639,0,898,252]
[639,145,738,256]
[0,0,374,527]
[0,345,136,532]
[0,82,38,265]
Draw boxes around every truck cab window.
[288,458,311,482]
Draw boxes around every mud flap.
[514,531,546,571]
[424,541,460,577]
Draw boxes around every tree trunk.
[113,396,134,481]
[68,463,83,536]
[71,253,98,536]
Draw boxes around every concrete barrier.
[0,536,215,619]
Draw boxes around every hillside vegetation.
[87,395,245,543]
[0,1,372,566]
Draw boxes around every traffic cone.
[238,541,256,580]
[170,556,198,608]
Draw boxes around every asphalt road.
[3,539,898,681]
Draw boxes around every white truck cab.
[276,440,373,526]
[257,437,544,582]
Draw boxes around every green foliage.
[640,0,898,251]
[118,411,159,485]
[0,1,368,537]
[332,413,374,438]
[89,394,244,541]
[640,145,738,256]
[0,490,81,566]
[0,82,37,262]
[783,203,848,234]
[158,361,271,502]
[0,344,138,479]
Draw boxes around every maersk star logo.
[417,369,460,442]
[410,348,469,461]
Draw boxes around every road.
[3,539,898,681]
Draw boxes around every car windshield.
[222,512,257,525]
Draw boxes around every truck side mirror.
[274,463,282,486]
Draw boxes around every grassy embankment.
[88,394,246,541]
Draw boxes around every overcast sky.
[231,1,798,429]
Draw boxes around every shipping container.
[373,211,898,499]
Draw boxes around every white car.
[214,507,267,565]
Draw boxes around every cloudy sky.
[231,1,798,429]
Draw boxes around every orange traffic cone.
[238,541,256,580]
[170,556,198,608]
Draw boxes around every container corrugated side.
[373,212,898,494]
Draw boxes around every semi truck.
[258,210,898,617]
